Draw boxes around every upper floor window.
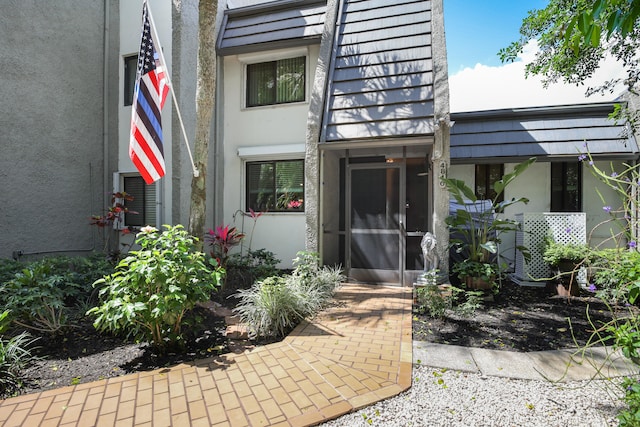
[475,164,504,203]
[246,56,305,107]
[124,55,138,106]
[551,162,582,212]
[246,160,304,212]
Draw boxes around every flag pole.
[145,1,200,178]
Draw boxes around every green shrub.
[233,251,344,339]
[0,255,113,334]
[88,225,223,350]
[287,252,344,316]
[619,375,640,427]
[542,238,592,267]
[590,249,640,305]
[415,286,449,318]
[0,259,22,286]
[224,249,281,293]
[233,276,305,339]
[0,311,38,398]
[415,286,483,318]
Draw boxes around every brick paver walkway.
[0,284,412,426]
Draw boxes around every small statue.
[421,232,439,272]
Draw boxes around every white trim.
[240,155,306,214]
[237,143,305,159]
[236,47,308,64]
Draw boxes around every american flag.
[129,0,170,184]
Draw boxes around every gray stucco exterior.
[0,1,120,260]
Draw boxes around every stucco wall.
[220,46,319,267]
[450,160,628,268]
[0,1,119,260]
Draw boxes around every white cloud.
[449,40,627,112]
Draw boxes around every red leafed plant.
[90,192,139,256]
[205,225,245,266]
[90,192,137,232]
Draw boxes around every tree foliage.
[499,0,639,96]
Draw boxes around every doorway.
[344,156,429,285]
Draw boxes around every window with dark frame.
[246,56,305,107]
[124,55,138,106]
[123,176,156,227]
[475,164,504,203]
[551,162,582,212]
[246,160,304,212]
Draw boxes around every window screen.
[123,176,156,227]
[246,57,305,107]
[246,160,304,212]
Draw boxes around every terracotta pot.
[554,260,581,297]
[465,276,493,290]
[437,284,453,298]
[556,282,580,297]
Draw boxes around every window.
[124,55,137,106]
[551,162,582,212]
[121,175,157,227]
[246,160,304,212]
[246,57,305,107]
[475,164,504,202]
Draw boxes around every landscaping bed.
[17,305,229,396]
[8,280,622,398]
[412,280,623,352]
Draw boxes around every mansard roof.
[450,102,639,162]
[320,0,435,143]
[217,0,326,56]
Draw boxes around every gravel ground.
[320,364,626,427]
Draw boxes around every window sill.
[241,100,308,112]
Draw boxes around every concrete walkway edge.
[414,341,638,382]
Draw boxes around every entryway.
[320,147,430,286]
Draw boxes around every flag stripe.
[129,0,169,185]
[135,77,164,152]
[132,125,165,175]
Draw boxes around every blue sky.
[444,0,548,74]
[443,0,626,111]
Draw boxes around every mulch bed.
[16,306,229,397]
[412,280,626,352]
[5,280,631,399]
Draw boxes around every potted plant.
[542,237,591,296]
[451,259,499,290]
[444,158,536,291]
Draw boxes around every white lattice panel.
[514,213,586,285]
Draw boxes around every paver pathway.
[0,284,412,426]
